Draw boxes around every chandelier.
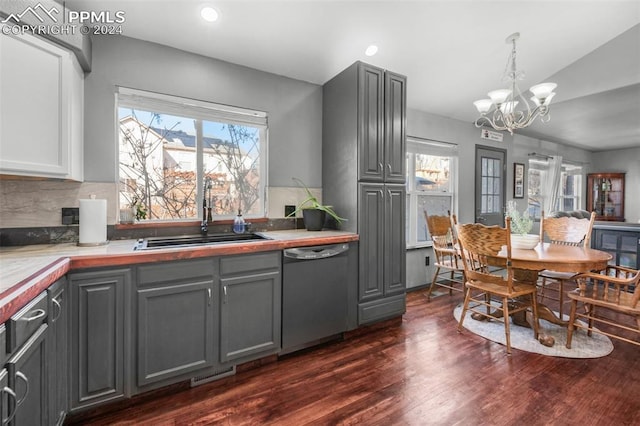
[473,32,557,135]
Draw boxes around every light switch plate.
[62,207,80,225]
[284,205,296,217]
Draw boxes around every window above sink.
[117,87,268,224]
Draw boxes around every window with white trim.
[527,158,582,218]
[117,88,267,221]
[405,137,458,247]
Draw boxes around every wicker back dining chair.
[566,265,640,348]
[538,210,596,318]
[424,211,465,301]
[456,217,540,355]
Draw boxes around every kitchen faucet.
[200,211,208,235]
[201,177,212,235]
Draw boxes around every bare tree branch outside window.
[119,109,262,220]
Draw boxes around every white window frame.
[116,87,268,220]
[527,158,583,218]
[559,164,583,212]
[406,137,458,248]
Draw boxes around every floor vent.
[190,365,236,387]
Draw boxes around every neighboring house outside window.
[527,157,583,218]
[117,88,267,221]
[405,137,458,248]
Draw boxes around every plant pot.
[119,207,135,224]
[302,208,326,231]
[511,234,539,249]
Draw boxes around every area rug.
[453,304,613,358]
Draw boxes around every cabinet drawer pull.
[2,386,17,425]
[52,298,62,323]
[15,371,29,406]
[23,309,46,322]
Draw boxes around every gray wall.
[84,35,323,188]
[405,108,598,288]
[592,147,640,223]
[407,109,516,224]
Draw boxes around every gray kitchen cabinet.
[69,269,131,412]
[219,252,281,364]
[47,278,68,426]
[592,225,640,270]
[355,63,406,183]
[5,292,50,426]
[135,259,216,390]
[323,61,407,325]
[0,325,10,425]
[0,325,6,366]
[357,183,406,323]
[6,324,48,426]
[0,367,13,425]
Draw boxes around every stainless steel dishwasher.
[282,243,351,354]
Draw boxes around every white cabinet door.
[0,29,83,180]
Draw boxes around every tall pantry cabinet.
[323,61,407,325]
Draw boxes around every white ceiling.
[66,0,640,152]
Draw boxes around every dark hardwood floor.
[67,289,639,425]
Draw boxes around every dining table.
[492,241,613,329]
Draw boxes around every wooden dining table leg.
[512,269,569,327]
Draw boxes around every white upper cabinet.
[0,29,84,181]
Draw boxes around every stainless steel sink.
[134,233,269,250]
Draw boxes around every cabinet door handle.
[52,298,62,323]
[387,163,392,174]
[15,371,29,406]
[207,288,212,306]
[23,309,46,322]
[378,162,383,172]
[2,386,17,425]
[223,286,228,304]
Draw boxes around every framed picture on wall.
[514,163,525,198]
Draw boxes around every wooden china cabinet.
[587,173,625,221]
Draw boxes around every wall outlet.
[284,205,296,217]
[425,256,430,266]
[62,207,80,225]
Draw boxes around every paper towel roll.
[79,198,108,246]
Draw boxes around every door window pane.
[480,158,501,214]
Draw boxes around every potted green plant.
[287,178,345,231]
[505,200,538,249]
[131,197,148,221]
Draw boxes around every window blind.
[117,87,268,128]
[407,136,458,156]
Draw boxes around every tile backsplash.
[1,179,321,227]
[0,180,321,245]
[0,180,118,228]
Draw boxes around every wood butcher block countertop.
[0,229,358,323]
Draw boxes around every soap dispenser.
[233,209,246,234]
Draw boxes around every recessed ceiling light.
[365,45,378,56]
[201,6,219,22]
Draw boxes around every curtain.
[542,155,562,215]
